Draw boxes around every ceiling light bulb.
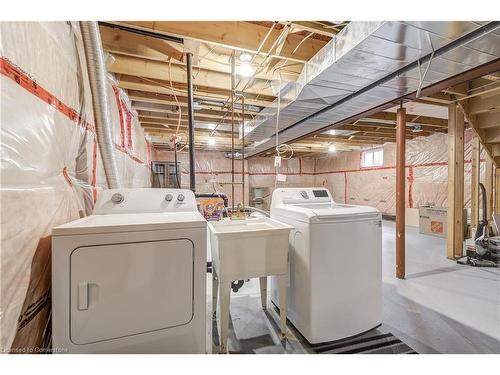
[208,137,216,146]
[237,62,254,77]
[207,123,216,130]
[193,101,202,110]
[239,52,252,62]
[328,144,337,153]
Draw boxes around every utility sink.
[208,217,293,353]
[208,217,293,281]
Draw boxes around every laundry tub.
[208,217,292,353]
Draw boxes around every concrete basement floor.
[206,221,500,354]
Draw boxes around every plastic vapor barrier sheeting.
[0,22,152,352]
[314,130,484,215]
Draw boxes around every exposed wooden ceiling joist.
[127,89,270,110]
[118,75,276,105]
[101,27,302,82]
[288,21,339,37]
[108,54,276,97]
[113,21,329,63]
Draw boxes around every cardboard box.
[419,206,467,238]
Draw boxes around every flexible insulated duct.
[80,21,122,188]
[244,21,500,157]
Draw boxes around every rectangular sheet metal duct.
[243,21,500,157]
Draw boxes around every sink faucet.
[231,203,246,220]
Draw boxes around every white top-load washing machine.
[52,188,206,353]
[270,188,382,344]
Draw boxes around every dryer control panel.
[271,188,334,207]
[93,188,198,214]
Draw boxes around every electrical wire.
[274,71,293,160]
[168,58,182,136]
[173,142,181,188]
[291,32,314,55]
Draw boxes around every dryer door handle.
[78,282,89,310]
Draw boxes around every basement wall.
[0,22,152,352]
[153,149,249,206]
[153,149,317,209]
[154,129,483,217]
[314,129,484,215]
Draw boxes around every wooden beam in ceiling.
[101,27,302,82]
[136,107,253,121]
[118,75,276,105]
[468,93,500,114]
[140,115,239,126]
[339,123,437,136]
[115,21,328,63]
[100,26,184,62]
[127,89,268,111]
[367,112,449,128]
[475,111,500,129]
[108,54,275,97]
[289,21,338,37]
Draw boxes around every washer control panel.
[271,188,334,207]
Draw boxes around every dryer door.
[70,239,194,345]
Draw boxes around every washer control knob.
[165,193,173,202]
[177,194,185,202]
[300,190,309,199]
[111,193,124,204]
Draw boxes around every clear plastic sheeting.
[0,22,151,352]
[153,149,317,208]
[154,150,248,206]
[247,157,316,209]
[314,130,484,215]
[155,130,483,217]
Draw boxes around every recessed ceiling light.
[328,144,337,153]
[208,137,216,146]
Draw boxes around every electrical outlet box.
[276,173,287,182]
[274,156,282,167]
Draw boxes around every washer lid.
[272,203,380,223]
[52,212,206,236]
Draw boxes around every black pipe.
[173,143,181,188]
[98,22,184,44]
[186,52,196,192]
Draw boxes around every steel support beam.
[396,106,406,279]
[186,52,196,191]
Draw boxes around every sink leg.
[277,275,287,341]
[259,277,267,310]
[219,280,231,354]
[212,269,219,320]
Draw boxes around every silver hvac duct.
[244,21,500,157]
[80,21,122,188]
